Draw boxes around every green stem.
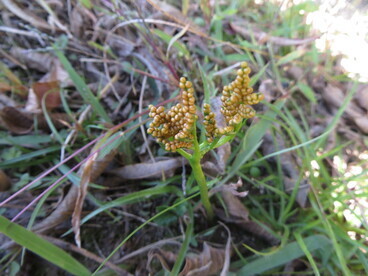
[189,126,214,220]
[189,157,214,220]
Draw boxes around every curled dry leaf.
[10,48,71,86]
[32,81,61,110]
[72,149,117,247]
[216,178,279,245]
[0,106,69,133]
[355,85,368,111]
[10,47,54,73]
[110,158,185,180]
[0,106,33,134]
[0,170,12,192]
[220,179,249,222]
[1,0,53,30]
[148,243,226,276]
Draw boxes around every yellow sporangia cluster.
[147,62,264,150]
[203,62,264,142]
[147,77,197,152]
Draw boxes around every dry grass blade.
[1,0,52,30]
[0,106,33,134]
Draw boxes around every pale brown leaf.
[110,158,184,180]
[72,154,96,248]
[179,243,225,276]
[32,81,61,110]
[353,117,368,134]
[1,0,53,30]
[220,179,249,222]
[0,106,33,134]
[149,243,226,276]
[72,149,117,247]
[355,85,368,111]
[0,170,11,192]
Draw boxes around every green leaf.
[0,216,90,275]
[238,235,331,275]
[297,82,316,103]
[276,49,306,66]
[79,0,92,9]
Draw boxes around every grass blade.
[238,234,330,275]
[0,216,90,275]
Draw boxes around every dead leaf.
[1,0,53,30]
[285,65,304,81]
[353,117,368,134]
[72,149,117,247]
[216,178,279,245]
[220,179,249,222]
[180,243,225,276]
[149,243,226,276]
[323,84,368,133]
[0,106,33,134]
[0,170,11,192]
[355,85,368,111]
[110,158,185,180]
[72,153,96,248]
[32,81,61,109]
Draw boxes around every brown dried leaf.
[1,0,52,30]
[179,243,225,276]
[0,106,33,134]
[72,154,96,248]
[147,248,177,272]
[0,170,11,192]
[220,179,249,222]
[355,85,368,111]
[32,81,61,109]
[110,158,184,180]
[72,149,117,247]
[149,243,226,276]
[323,84,368,133]
[353,117,368,134]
